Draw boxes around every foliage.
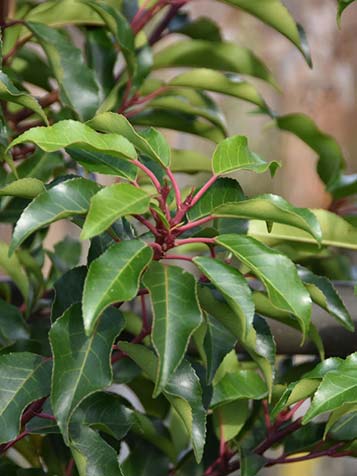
[0,1,356,475]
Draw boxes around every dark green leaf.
[50,304,124,441]
[122,442,170,476]
[83,240,152,335]
[10,178,100,253]
[240,449,267,476]
[169,15,222,41]
[283,423,324,453]
[337,0,357,26]
[0,298,29,347]
[0,352,51,443]
[329,173,357,199]
[52,266,87,322]
[143,262,202,395]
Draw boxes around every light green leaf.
[170,69,270,110]
[216,234,312,338]
[83,240,153,335]
[7,120,137,161]
[143,262,202,395]
[220,0,311,65]
[0,178,45,199]
[213,194,322,243]
[0,241,29,299]
[87,113,170,167]
[171,149,211,174]
[50,304,124,442]
[194,257,254,339]
[81,184,151,240]
[249,209,357,250]
[0,71,48,124]
[297,266,354,332]
[213,400,249,441]
[10,178,100,254]
[212,135,280,176]
[0,298,29,347]
[0,352,51,444]
[26,22,100,121]
[327,405,357,440]
[154,40,277,87]
[119,343,206,463]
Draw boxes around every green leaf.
[0,241,29,299]
[7,120,137,161]
[213,400,249,441]
[329,173,357,199]
[275,114,345,187]
[169,15,222,41]
[143,262,202,395]
[87,112,170,167]
[212,136,279,176]
[154,40,277,87]
[303,353,357,424]
[211,369,267,408]
[0,298,29,347]
[249,209,357,250]
[26,22,100,121]
[170,69,270,110]
[67,148,137,181]
[194,257,254,339]
[0,178,45,199]
[240,449,267,476]
[0,352,51,444]
[52,266,87,322]
[0,71,48,124]
[81,184,151,240]
[122,442,169,476]
[50,304,124,442]
[327,405,357,440]
[83,240,152,335]
[70,424,124,476]
[297,266,354,332]
[337,1,357,26]
[216,234,312,338]
[220,0,311,66]
[213,194,322,243]
[283,423,325,454]
[119,343,206,463]
[10,178,100,254]
[188,178,244,221]
[171,149,211,174]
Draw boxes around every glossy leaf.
[122,443,169,476]
[81,184,151,240]
[8,120,137,161]
[220,0,311,65]
[0,178,45,199]
[119,343,206,463]
[0,298,29,347]
[170,69,270,110]
[0,352,51,444]
[249,209,357,250]
[0,241,29,299]
[213,194,322,243]
[328,406,357,440]
[10,178,100,254]
[143,262,202,395]
[212,136,280,176]
[87,112,170,166]
[52,266,87,322]
[213,400,249,441]
[297,266,354,332]
[216,234,312,337]
[154,40,277,86]
[0,71,48,124]
[240,450,267,476]
[83,240,152,335]
[26,22,100,121]
[50,304,124,441]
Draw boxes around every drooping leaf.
[0,241,29,299]
[169,14,222,41]
[220,0,311,65]
[212,194,322,243]
[188,178,244,221]
[87,112,170,167]
[249,209,357,250]
[216,234,312,338]
[154,40,277,87]
[0,71,48,124]
[7,120,137,161]
[194,257,254,339]
[170,69,270,110]
[119,343,206,463]
[275,113,345,187]
[52,266,87,322]
[0,298,29,347]
[0,352,51,444]
[297,266,354,332]
[81,183,151,240]
[83,240,152,335]
[10,178,100,254]
[212,135,279,176]
[50,304,124,441]
[143,262,202,395]
[0,178,45,199]
[213,400,249,441]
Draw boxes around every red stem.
[35,412,56,422]
[175,215,214,233]
[133,214,160,237]
[166,167,182,211]
[65,458,75,476]
[189,175,217,208]
[133,159,162,194]
[163,254,193,262]
[175,237,216,247]
[140,294,149,331]
[265,443,346,467]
